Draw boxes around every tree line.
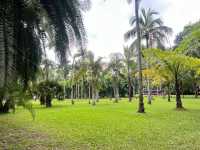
[1,0,200,114]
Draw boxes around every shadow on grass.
[33,104,69,110]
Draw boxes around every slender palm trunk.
[194,83,199,98]
[3,12,8,90]
[71,59,75,105]
[81,78,84,99]
[92,84,96,106]
[0,9,10,113]
[88,83,91,104]
[175,74,183,108]
[75,83,78,99]
[63,84,66,99]
[135,0,144,113]
[128,68,132,102]
[132,84,135,98]
[145,36,152,104]
[71,85,74,105]
[113,82,119,103]
[96,90,99,102]
[77,83,80,100]
[166,83,171,102]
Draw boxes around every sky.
[48,0,200,61]
[82,0,200,58]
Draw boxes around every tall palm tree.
[125,6,172,107]
[125,8,172,50]
[108,53,124,103]
[70,49,88,104]
[86,51,103,106]
[123,46,135,102]
[0,0,90,112]
[127,0,144,113]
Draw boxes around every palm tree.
[125,8,172,50]
[108,53,124,103]
[125,6,172,107]
[86,51,103,106]
[0,0,90,112]
[127,0,144,112]
[70,49,88,104]
[123,46,135,102]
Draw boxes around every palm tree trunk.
[194,83,199,98]
[147,79,152,104]
[81,78,84,99]
[88,83,91,104]
[75,83,78,99]
[46,94,52,107]
[132,84,135,98]
[113,83,118,103]
[135,0,144,113]
[96,90,99,102]
[71,58,75,105]
[166,83,171,102]
[3,11,8,90]
[175,74,183,109]
[145,36,152,105]
[128,69,132,102]
[71,85,74,105]
[77,83,80,100]
[92,84,96,106]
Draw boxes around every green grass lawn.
[1,96,200,150]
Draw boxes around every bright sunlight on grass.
[1,96,200,150]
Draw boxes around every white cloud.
[48,0,200,61]
[84,0,132,58]
[84,0,200,57]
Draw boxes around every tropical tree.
[127,0,144,112]
[123,46,136,102]
[144,48,200,109]
[86,51,103,105]
[125,7,172,104]
[0,0,90,112]
[70,49,87,104]
[37,81,63,107]
[107,53,124,103]
[175,22,200,97]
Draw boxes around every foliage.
[37,81,63,98]
[125,8,172,50]
[0,0,90,112]
[175,27,200,57]
[144,49,200,80]
[2,98,200,149]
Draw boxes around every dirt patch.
[0,125,67,150]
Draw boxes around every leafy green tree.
[37,81,63,107]
[108,53,124,103]
[175,22,200,96]
[144,48,200,109]
[123,46,136,102]
[0,0,90,112]
[125,7,172,104]
[86,51,103,105]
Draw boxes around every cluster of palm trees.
[69,50,126,105]
[70,50,104,105]
[0,0,90,113]
[0,0,172,113]
[125,0,172,112]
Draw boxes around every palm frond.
[124,28,137,41]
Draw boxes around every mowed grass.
[1,96,200,150]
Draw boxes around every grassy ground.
[1,96,200,150]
